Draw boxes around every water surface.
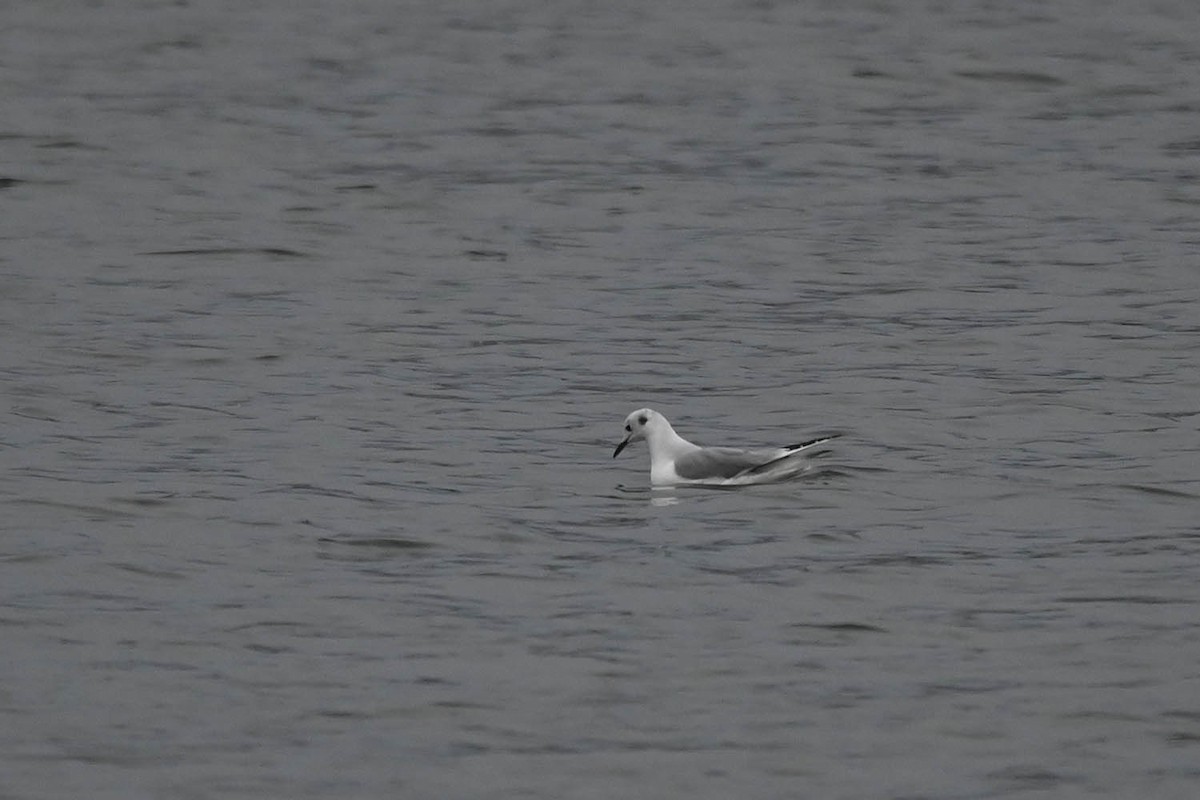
[3,2,1199,798]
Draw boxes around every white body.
[613,408,832,487]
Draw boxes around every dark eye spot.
[638,415,647,425]
[625,424,631,432]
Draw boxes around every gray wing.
[674,447,780,481]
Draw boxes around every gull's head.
[613,408,663,458]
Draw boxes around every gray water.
[3,2,1200,798]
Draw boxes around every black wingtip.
[784,433,839,452]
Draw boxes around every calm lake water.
[3,2,1199,798]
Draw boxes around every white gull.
[612,407,835,487]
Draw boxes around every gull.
[612,408,835,487]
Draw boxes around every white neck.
[645,418,700,463]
